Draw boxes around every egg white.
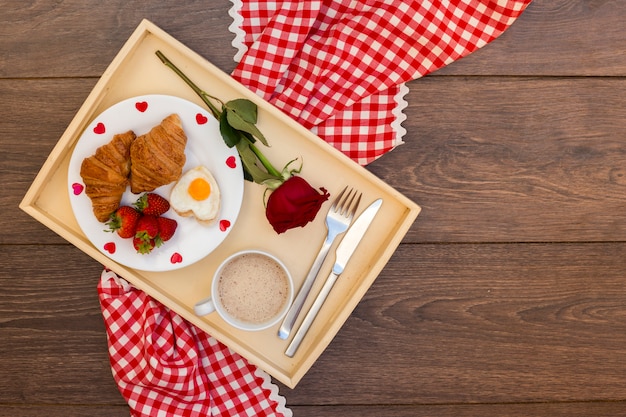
[170,166,221,224]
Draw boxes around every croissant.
[80,130,136,222]
[129,113,187,193]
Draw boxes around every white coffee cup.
[194,250,294,331]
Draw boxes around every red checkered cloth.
[229,0,532,164]
[98,270,291,416]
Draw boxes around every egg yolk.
[188,177,211,201]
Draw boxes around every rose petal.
[265,176,329,234]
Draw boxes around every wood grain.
[2,244,625,407]
[3,0,626,415]
[291,403,626,417]
[282,243,626,404]
[0,246,121,405]
[368,76,626,243]
[1,1,239,78]
[437,0,626,77]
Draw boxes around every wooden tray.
[20,19,421,388]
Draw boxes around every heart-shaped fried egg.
[170,166,220,224]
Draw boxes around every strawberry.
[135,215,159,241]
[155,217,178,247]
[133,215,158,255]
[133,236,155,254]
[105,206,141,239]
[134,193,170,216]
[133,215,159,254]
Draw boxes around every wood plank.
[2,402,626,417]
[0,245,123,404]
[3,243,625,405]
[1,0,238,78]
[290,403,626,417]
[0,406,130,417]
[281,243,626,404]
[4,1,626,79]
[1,78,97,244]
[439,0,626,77]
[8,76,626,245]
[368,76,626,243]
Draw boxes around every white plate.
[68,94,244,271]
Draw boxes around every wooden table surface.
[3,1,626,415]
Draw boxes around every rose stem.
[249,143,281,177]
[155,50,221,119]
[155,50,283,179]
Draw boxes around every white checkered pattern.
[230,0,531,164]
[98,270,291,417]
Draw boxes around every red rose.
[265,176,330,234]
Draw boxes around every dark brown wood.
[369,76,626,243]
[286,243,626,404]
[3,0,626,415]
[291,403,626,417]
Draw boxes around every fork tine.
[340,189,357,216]
[331,186,348,211]
[337,188,356,215]
[348,192,362,220]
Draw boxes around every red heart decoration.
[93,122,106,134]
[219,219,231,232]
[170,252,183,264]
[72,182,84,195]
[135,101,148,112]
[104,242,116,254]
[225,156,237,169]
[196,113,208,125]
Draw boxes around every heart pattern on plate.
[226,156,237,169]
[195,113,208,125]
[72,183,84,195]
[93,122,106,134]
[219,219,231,232]
[104,242,116,254]
[135,101,148,112]
[170,253,183,264]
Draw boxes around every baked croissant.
[80,130,136,222]
[129,113,187,193]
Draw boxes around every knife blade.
[285,198,383,357]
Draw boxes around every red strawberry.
[133,236,155,254]
[134,193,170,216]
[105,206,141,239]
[155,217,178,247]
[135,215,159,239]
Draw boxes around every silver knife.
[285,198,383,357]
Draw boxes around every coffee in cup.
[194,250,293,331]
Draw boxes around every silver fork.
[278,186,361,340]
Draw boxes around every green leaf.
[236,141,282,185]
[219,110,241,147]
[226,99,258,123]
[242,166,253,182]
[227,110,269,147]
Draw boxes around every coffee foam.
[217,253,289,324]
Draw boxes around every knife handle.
[278,235,333,340]
[285,271,339,357]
